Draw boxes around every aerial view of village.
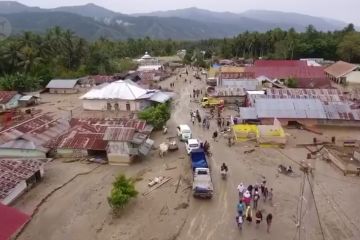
[1,1,360,240]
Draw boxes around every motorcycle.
[221,169,228,179]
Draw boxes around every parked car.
[185,139,201,154]
[177,124,192,141]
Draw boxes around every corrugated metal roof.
[239,107,258,119]
[149,92,174,103]
[46,79,79,89]
[0,114,69,147]
[103,127,136,141]
[324,61,358,78]
[323,103,360,120]
[254,60,307,67]
[69,118,148,132]
[220,79,259,90]
[255,98,327,119]
[0,159,44,201]
[0,91,18,104]
[19,95,33,101]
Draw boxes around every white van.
[177,124,192,141]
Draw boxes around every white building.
[136,52,163,72]
[80,80,173,112]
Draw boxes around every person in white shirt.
[237,183,245,199]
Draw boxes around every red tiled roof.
[254,60,308,67]
[0,159,44,202]
[0,203,29,240]
[0,91,17,104]
[324,61,358,78]
[103,127,135,141]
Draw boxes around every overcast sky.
[18,0,360,24]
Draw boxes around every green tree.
[286,78,298,88]
[0,73,40,91]
[138,102,171,130]
[108,175,138,213]
[337,32,360,62]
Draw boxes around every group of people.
[236,180,274,233]
[169,82,175,88]
[191,89,201,98]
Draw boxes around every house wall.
[0,94,21,112]
[345,71,360,86]
[107,141,134,165]
[1,180,27,205]
[56,148,88,158]
[82,99,150,111]
[0,148,46,158]
[49,88,78,94]
[260,118,318,127]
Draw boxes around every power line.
[306,173,326,240]
[298,172,306,240]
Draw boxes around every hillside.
[0,2,353,40]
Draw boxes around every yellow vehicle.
[201,97,224,108]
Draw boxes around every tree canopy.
[1,24,359,92]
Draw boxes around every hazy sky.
[17,0,360,24]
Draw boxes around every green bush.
[108,175,138,212]
[138,102,171,130]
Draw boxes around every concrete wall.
[0,149,46,158]
[345,71,360,86]
[260,118,318,127]
[1,180,27,205]
[49,88,78,94]
[56,148,88,158]
[82,99,150,112]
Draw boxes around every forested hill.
[0,1,355,40]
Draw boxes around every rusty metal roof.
[0,114,70,147]
[0,91,17,104]
[324,61,358,78]
[103,127,136,141]
[0,158,44,201]
[69,118,147,132]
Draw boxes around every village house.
[80,80,173,112]
[0,158,44,205]
[217,66,256,87]
[0,91,21,112]
[245,60,331,89]
[104,127,154,165]
[46,79,80,94]
[0,113,69,158]
[18,95,40,107]
[324,61,360,88]
[47,118,153,162]
[239,95,360,127]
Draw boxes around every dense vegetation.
[1,24,360,91]
[183,24,360,63]
[107,174,138,213]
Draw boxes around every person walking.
[237,183,245,199]
[243,190,251,207]
[212,130,218,142]
[191,116,195,125]
[245,205,252,224]
[266,213,273,233]
[263,187,269,202]
[268,188,273,206]
[247,184,253,197]
[236,214,243,230]
[237,200,245,216]
[255,210,263,228]
[253,191,260,210]
[206,119,210,130]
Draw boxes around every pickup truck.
[201,97,224,108]
[190,149,213,198]
[185,139,201,154]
